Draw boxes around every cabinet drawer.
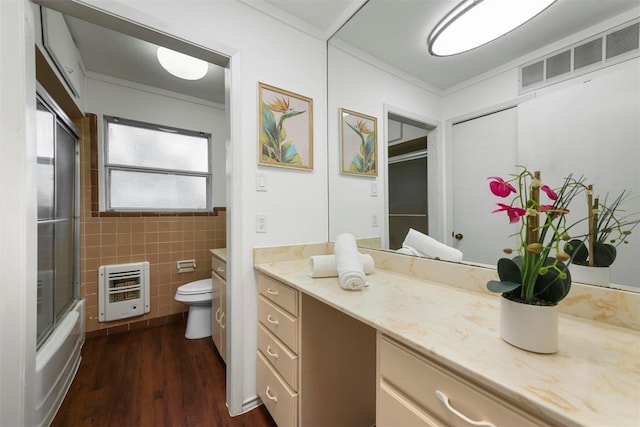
[211,256,226,280]
[257,351,298,427]
[378,381,442,427]
[379,335,542,427]
[258,274,298,316]
[258,323,298,391]
[258,295,298,353]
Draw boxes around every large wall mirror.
[327,0,640,290]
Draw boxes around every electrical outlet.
[256,214,268,233]
[371,213,378,228]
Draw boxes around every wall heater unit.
[98,262,150,322]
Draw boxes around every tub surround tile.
[254,255,640,427]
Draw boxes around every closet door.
[451,108,518,265]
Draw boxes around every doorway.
[385,111,436,250]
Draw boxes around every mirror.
[327,0,640,290]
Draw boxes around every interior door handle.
[453,232,464,240]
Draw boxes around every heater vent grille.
[99,262,150,322]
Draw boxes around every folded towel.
[334,233,366,290]
[397,246,418,256]
[402,228,463,263]
[309,254,375,278]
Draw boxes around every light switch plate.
[371,182,378,197]
[256,172,267,192]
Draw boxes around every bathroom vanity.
[211,249,227,363]
[254,244,640,427]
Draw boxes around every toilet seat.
[175,278,213,303]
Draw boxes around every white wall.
[327,46,441,244]
[86,74,227,207]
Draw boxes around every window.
[104,116,212,211]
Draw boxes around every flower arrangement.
[486,166,585,306]
[564,188,640,268]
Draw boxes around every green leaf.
[487,280,521,293]
[564,239,588,263]
[496,257,522,283]
[350,154,364,172]
[280,142,302,165]
[593,242,616,266]
[534,257,571,303]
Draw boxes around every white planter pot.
[569,264,610,287]
[500,297,558,354]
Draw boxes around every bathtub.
[34,299,85,427]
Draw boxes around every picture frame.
[258,82,313,170]
[340,108,377,176]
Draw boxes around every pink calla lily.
[492,203,527,223]
[488,176,516,198]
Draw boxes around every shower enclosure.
[35,83,84,427]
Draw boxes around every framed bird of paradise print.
[340,108,377,176]
[258,82,313,170]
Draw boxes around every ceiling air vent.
[521,60,544,87]
[606,22,639,59]
[574,38,603,70]
[519,18,639,94]
[546,50,571,79]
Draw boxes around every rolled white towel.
[309,254,375,278]
[334,233,366,290]
[399,245,421,256]
[402,228,463,263]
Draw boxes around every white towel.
[396,246,417,256]
[402,228,463,263]
[334,233,366,290]
[309,254,375,278]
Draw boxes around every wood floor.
[52,321,276,427]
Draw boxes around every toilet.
[174,278,213,339]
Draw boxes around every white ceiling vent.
[519,19,639,93]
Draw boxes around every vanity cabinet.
[377,334,551,427]
[256,273,376,427]
[211,255,227,363]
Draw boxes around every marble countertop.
[254,258,640,427]
[210,248,226,262]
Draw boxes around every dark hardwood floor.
[52,320,276,427]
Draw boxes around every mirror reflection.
[327,0,640,290]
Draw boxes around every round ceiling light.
[427,0,556,57]
[156,47,208,80]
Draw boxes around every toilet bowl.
[174,278,213,339]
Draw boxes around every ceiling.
[61,0,639,103]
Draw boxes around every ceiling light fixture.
[156,47,208,80]
[427,0,556,57]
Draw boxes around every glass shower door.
[36,89,79,347]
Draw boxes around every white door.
[452,108,518,265]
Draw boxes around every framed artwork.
[258,82,313,170]
[340,108,377,176]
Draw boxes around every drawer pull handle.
[435,390,496,427]
[266,288,279,296]
[217,266,225,273]
[267,314,279,325]
[266,345,279,359]
[265,386,278,402]
[215,307,221,323]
